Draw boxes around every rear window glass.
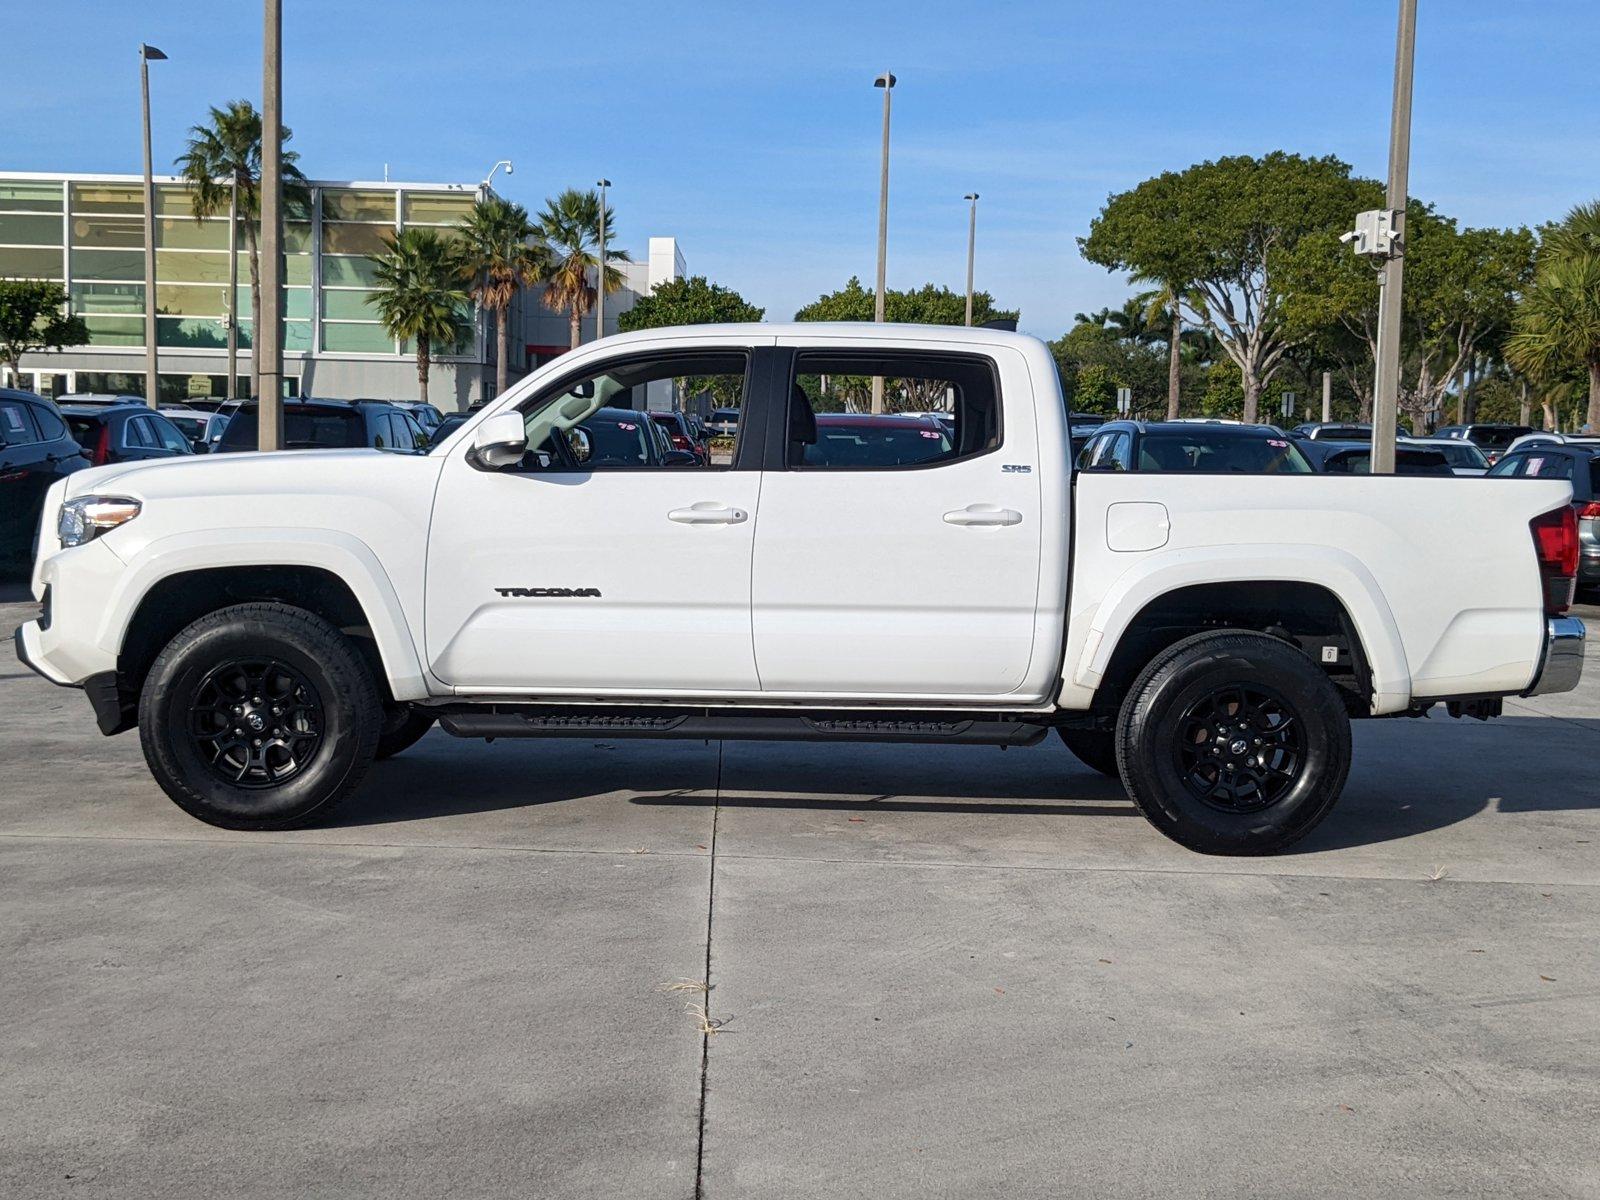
[1136,432,1312,473]
[221,407,366,449]
[167,415,208,439]
[578,415,652,466]
[65,415,101,446]
[1468,426,1533,451]
[1428,441,1487,468]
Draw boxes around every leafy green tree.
[794,276,1018,326]
[617,274,764,331]
[1508,202,1600,431]
[537,188,631,350]
[1051,315,1194,417]
[1081,152,1364,423]
[0,280,88,384]
[616,275,764,405]
[460,197,548,398]
[174,100,310,398]
[370,229,469,407]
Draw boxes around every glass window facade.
[3,174,480,364]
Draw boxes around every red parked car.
[649,411,710,465]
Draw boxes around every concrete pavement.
[1,585,1597,1198]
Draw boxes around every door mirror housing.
[566,427,592,464]
[469,411,527,469]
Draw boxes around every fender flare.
[96,527,432,701]
[1072,545,1412,714]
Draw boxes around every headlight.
[58,496,141,548]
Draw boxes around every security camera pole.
[259,0,284,450]
[1369,0,1418,474]
[139,43,166,409]
[963,193,979,327]
[871,72,895,414]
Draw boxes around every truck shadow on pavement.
[336,715,1597,852]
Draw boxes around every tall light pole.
[595,178,610,343]
[139,43,166,410]
[258,0,284,449]
[1369,0,1417,473]
[226,179,239,398]
[963,193,979,327]
[871,71,895,413]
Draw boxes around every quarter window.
[0,400,41,445]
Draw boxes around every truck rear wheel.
[1115,630,1351,855]
[1056,727,1119,778]
[138,602,381,830]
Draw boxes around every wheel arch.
[104,531,430,710]
[1072,556,1410,717]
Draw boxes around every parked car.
[797,412,954,468]
[1076,420,1313,473]
[649,410,711,464]
[1400,436,1489,475]
[60,404,195,466]
[57,393,145,408]
[1432,423,1534,464]
[216,399,429,454]
[1488,443,1600,588]
[541,406,698,468]
[1290,422,1378,440]
[1315,443,1454,476]
[704,407,741,437]
[429,412,470,448]
[160,408,231,454]
[15,324,1584,858]
[390,400,445,435]
[1503,431,1600,456]
[0,387,89,568]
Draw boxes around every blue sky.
[4,1,1597,337]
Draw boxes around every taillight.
[670,432,691,450]
[92,423,112,466]
[1529,506,1579,615]
[1579,502,1600,520]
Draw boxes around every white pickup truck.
[13,325,1586,854]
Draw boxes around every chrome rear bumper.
[1525,616,1586,697]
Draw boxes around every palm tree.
[459,197,548,397]
[174,100,308,398]
[1508,203,1600,431]
[537,188,631,350]
[369,229,469,407]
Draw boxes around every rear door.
[0,398,48,556]
[425,338,774,695]
[749,339,1045,700]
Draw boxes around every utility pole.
[138,43,166,409]
[595,178,610,343]
[871,71,895,413]
[963,193,979,326]
[226,179,239,398]
[258,0,284,449]
[1321,370,1332,423]
[1369,0,1417,472]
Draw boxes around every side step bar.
[436,708,1049,747]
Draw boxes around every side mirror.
[469,410,528,469]
[662,449,698,467]
[566,427,592,464]
[192,442,210,454]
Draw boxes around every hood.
[63,448,430,502]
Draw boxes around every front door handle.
[668,502,748,525]
[944,504,1023,527]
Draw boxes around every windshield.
[219,407,366,450]
[1136,431,1313,473]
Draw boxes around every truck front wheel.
[1115,630,1351,856]
[138,602,382,830]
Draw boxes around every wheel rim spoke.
[186,657,324,790]
[1172,681,1307,814]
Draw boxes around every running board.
[436,709,1049,747]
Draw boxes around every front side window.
[515,351,748,471]
[785,350,999,471]
[151,416,191,453]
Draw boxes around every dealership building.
[0,171,686,410]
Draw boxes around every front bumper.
[1524,616,1586,697]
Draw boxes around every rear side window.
[32,404,68,441]
[0,399,40,445]
[1523,453,1575,480]
[786,350,1000,470]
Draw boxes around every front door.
[425,341,770,695]
[750,341,1044,700]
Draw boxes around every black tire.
[375,704,435,760]
[1056,727,1120,778]
[138,602,381,830]
[1115,630,1351,856]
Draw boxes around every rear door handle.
[944,504,1023,527]
[668,502,748,525]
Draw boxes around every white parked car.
[1398,436,1490,476]
[14,324,1585,855]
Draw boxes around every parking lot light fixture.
[139,43,167,409]
[963,193,980,327]
[871,72,895,413]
